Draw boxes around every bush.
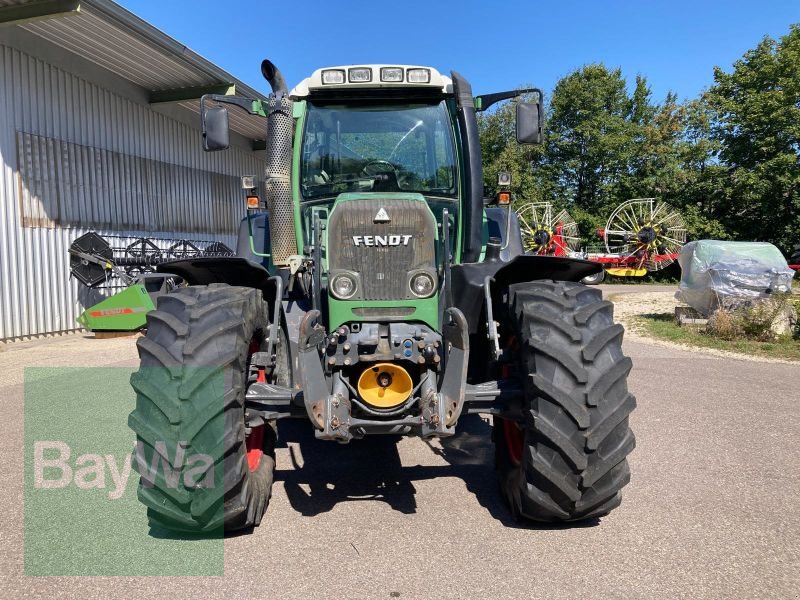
[706,308,742,340]
[706,295,797,342]
[792,298,800,341]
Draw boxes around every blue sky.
[118,0,799,103]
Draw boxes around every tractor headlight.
[409,272,435,298]
[322,69,346,85]
[330,273,358,299]
[380,67,404,82]
[406,68,431,83]
[348,67,372,83]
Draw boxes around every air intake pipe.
[451,71,483,263]
[261,59,297,266]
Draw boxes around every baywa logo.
[33,440,214,500]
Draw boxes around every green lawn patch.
[636,312,800,362]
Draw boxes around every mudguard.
[156,257,272,290]
[450,255,602,334]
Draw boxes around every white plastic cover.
[675,240,796,316]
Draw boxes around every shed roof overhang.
[0,0,267,148]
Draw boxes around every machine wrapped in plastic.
[676,240,796,316]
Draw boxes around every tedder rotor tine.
[616,208,639,233]
[660,235,686,247]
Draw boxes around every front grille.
[327,198,436,300]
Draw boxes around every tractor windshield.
[300,101,458,200]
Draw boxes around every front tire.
[128,284,275,533]
[495,280,635,522]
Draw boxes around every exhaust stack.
[261,60,288,94]
[261,59,297,266]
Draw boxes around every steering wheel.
[361,160,397,177]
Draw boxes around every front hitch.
[297,308,471,442]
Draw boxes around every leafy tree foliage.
[479,24,800,255]
[704,24,800,253]
[546,65,638,211]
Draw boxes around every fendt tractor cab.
[128,61,636,532]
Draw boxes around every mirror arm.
[475,88,541,112]
[200,94,265,116]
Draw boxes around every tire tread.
[128,284,275,533]
[496,280,636,522]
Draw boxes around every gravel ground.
[603,284,800,364]
[2,286,798,599]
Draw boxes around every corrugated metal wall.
[16,131,246,232]
[0,43,263,341]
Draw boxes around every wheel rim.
[246,424,264,472]
[516,202,581,256]
[502,418,524,466]
[246,334,265,472]
[603,198,687,271]
[583,271,604,284]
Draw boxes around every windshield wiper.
[389,120,424,160]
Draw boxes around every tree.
[544,65,638,211]
[704,24,800,252]
[673,99,730,240]
[478,25,800,252]
[621,94,728,240]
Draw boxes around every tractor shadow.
[277,421,418,517]
[276,415,598,529]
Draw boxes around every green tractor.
[128,61,635,532]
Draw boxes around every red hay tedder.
[517,198,687,284]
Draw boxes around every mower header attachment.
[69,232,233,288]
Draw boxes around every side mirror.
[516,102,543,144]
[202,106,230,151]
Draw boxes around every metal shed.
[0,0,267,341]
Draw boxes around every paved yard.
[1,286,798,599]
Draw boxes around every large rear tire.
[494,280,635,522]
[128,284,275,533]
